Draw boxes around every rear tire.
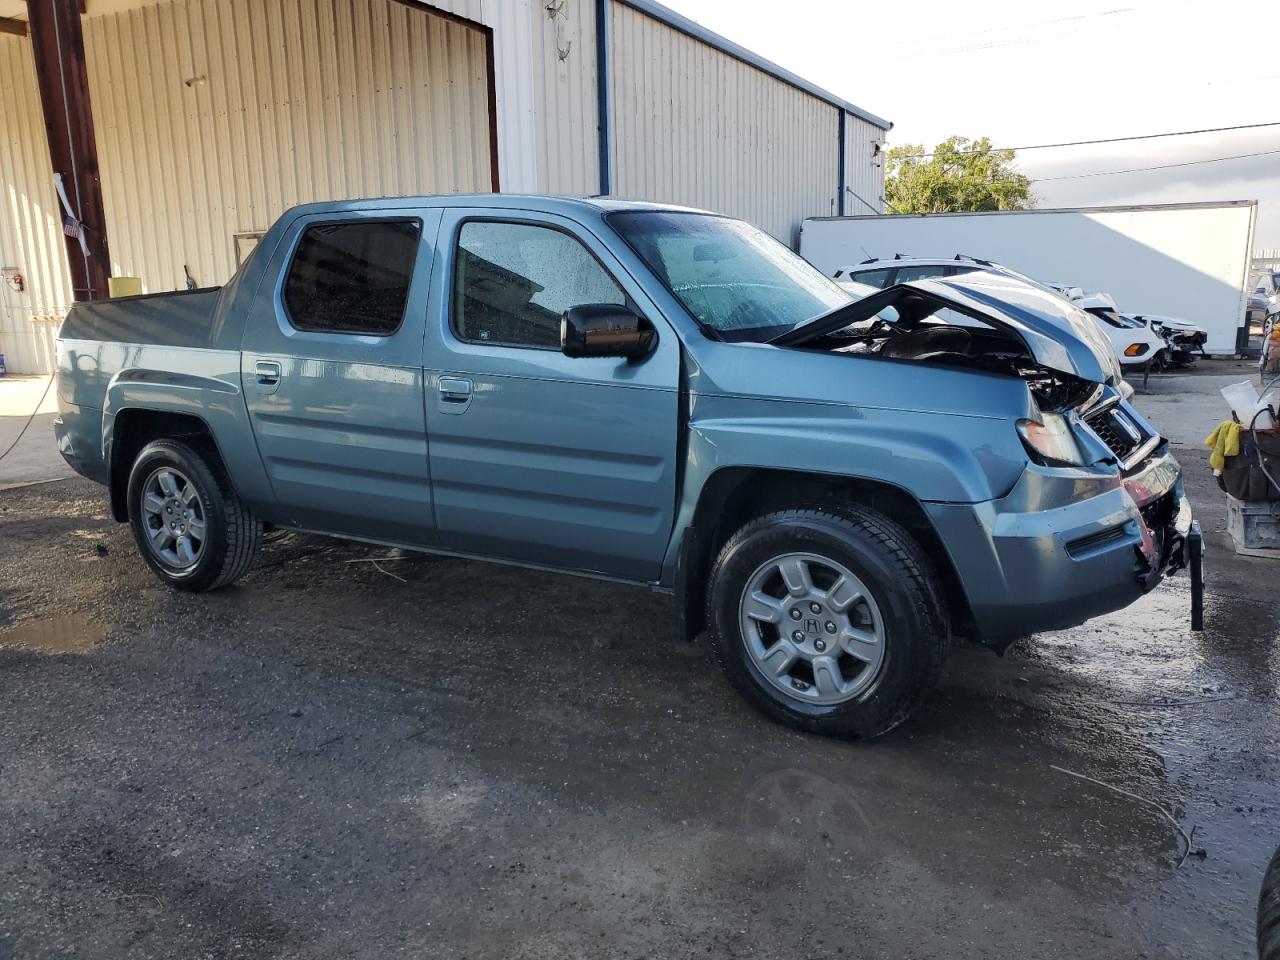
[127,438,260,592]
[706,505,948,740]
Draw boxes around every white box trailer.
[799,200,1258,355]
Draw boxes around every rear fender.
[102,363,273,513]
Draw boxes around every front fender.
[658,393,1029,591]
[684,394,1027,504]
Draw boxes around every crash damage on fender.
[772,270,1203,647]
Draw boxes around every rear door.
[241,209,441,544]
[422,209,680,581]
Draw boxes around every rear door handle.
[255,360,282,384]
[437,376,473,414]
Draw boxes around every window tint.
[283,220,419,335]
[453,221,625,348]
[850,268,891,288]
[893,264,949,283]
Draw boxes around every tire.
[126,438,261,592]
[1261,844,1280,960]
[706,505,948,740]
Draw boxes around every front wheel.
[127,438,261,592]
[706,506,949,739]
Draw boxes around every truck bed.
[59,287,225,349]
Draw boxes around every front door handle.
[437,376,473,414]
[255,360,282,385]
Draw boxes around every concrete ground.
[0,361,1277,959]
[0,375,75,490]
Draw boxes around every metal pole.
[595,0,613,196]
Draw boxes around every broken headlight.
[1016,413,1088,467]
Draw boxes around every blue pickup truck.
[55,195,1198,738]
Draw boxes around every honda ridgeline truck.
[55,196,1199,738]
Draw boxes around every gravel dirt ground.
[1,362,1277,959]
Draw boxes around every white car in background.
[1077,296,1169,370]
[1128,314,1207,365]
[831,256,1150,370]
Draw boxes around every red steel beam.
[26,0,111,301]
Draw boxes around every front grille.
[1085,406,1145,462]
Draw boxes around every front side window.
[283,220,420,335]
[453,221,626,348]
[607,212,850,343]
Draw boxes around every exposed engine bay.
[793,290,1094,411]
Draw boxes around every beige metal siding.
[0,37,73,374]
[843,115,885,216]
[607,1,839,244]
[82,0,493,294]
[530,0,599,196]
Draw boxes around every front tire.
[127,438,261,592]
[707,506,948,739]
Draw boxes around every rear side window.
[849,268,891,288]
[892,264,950,283]
[283,220,420,335]
[452,220,626,348]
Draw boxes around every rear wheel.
[127,438,260,591]
[707,505,948,739]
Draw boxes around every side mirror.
[561,304,656,360]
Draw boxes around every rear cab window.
[283,219,421,335]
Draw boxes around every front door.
[423,210,680,581]
[241,209,441,545]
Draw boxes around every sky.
[660,0,1280,249]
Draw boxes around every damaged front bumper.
[925,444,1199,649]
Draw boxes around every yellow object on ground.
[108,276,142,297]
[1205,419,1242,471]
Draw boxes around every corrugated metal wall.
[1,0,888,372]
[82,0,493,295]
[530,0,599,196]
[478,0,599,196]
[0,36,73,375]
[843,114,885,217]
[608,1,845,244]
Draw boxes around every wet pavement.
[1,369,1278,959]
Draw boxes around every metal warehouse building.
[0,0,890,374]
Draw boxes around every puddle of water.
[0,616,105,655]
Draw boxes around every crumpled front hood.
[773,271,1123,385]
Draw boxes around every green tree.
[885,136,1034,213]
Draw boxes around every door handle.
[255,360,282,385]
[437,376,473,414]
[438,377,473,399]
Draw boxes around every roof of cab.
[281,194,716,220]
